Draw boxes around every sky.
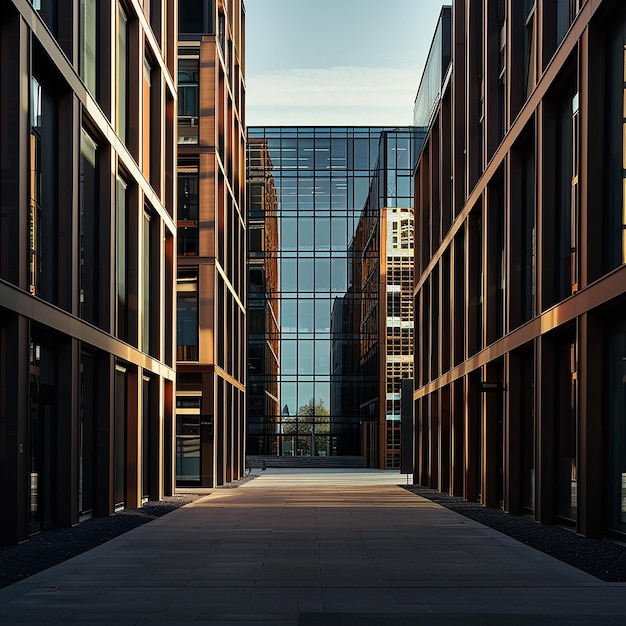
[244,0,448,127]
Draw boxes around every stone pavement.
[0,468,625,625]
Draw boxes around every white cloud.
[246,66,418,127]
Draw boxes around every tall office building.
[413,1,626,537]
[0,0,177,544]
[246,127,423,465]
[176,0,246,487]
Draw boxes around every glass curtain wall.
[247,127,416,457]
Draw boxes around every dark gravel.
[0,475,256,589]
[403,485,626,582]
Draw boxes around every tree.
[281,398,330,456]
[297,398,329,417]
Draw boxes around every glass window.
[331,258,347,293]
[281,217,297,250]
[298,299,314,332]
[299,258,314,292]
[79,131,98,325]
[281,258,297,292]
[178,171,199,220]
[179,0,205,34]
[178,58,199,144]
[315,258,330,292]
[116,4,128,143]
[281,299,297,332]
[297,139,314,170]
[315,299,331,332]
[331,217,347,250]
[115,176,128,341]
[29,76,58,303]
[315,340,330,375]
[298,340,314,375]
[178,171,198,256]
[177,271,198,361]
[280,382,297,417]
[80,0,97,95]
[298,217,314,250]
[281,340,297,374]
[142,209,153,353]
[315,217,330,251]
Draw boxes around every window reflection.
[246,127,421,458]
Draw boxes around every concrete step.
[246,455,365,469]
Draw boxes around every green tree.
[281,398,330,456]
[297,398,330,417]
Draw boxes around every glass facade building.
[247,127,423,463]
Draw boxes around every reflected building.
[247,138,280,455]
[176,0,246,487]
[246,127,424,463]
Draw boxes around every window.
[79,131,99,324]
[143,57,152,180]
[29,76,58,303]
[29,78,43,297]
[524,0,537,98]
[115,176,129,341]
[557,0,581,44]
[32,0,58,36]
[178,58,199,144]
[178,170,199,256]
[116,4,128,143]
[142,208,156,355]
[604,24,626,272]
[177,270,198,361]
[179,0,212,35]
[80,0,97,95]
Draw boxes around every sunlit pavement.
[0,468,624,625]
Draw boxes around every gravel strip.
[403,485,626,582]
[0,474,256,589]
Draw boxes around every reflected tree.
[281,398,330,456]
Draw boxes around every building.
[413,0,626,538]
[246,127,423,466]
[0,0,177,544]
[176,0,246,487]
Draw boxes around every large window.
[178,170,199,255]
[605,21,626,272]
[177,270,198,361]
[115,176,129,341]
[178,58,199,144]
[179,0,213,35]
[524,0,537,98]
[79,131,98,325]
[29,76,58,303]
[116,4,128,144]
[80,0,97,95]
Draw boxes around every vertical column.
[577,312,603,536]
[0,315,30,544]
[55,336,79,527]
[535,335,555,524]
[95,354,114,517]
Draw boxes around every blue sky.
[244,0,448,126]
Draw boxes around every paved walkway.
[1,469,625,625]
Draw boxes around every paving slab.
[0,468,624,624]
